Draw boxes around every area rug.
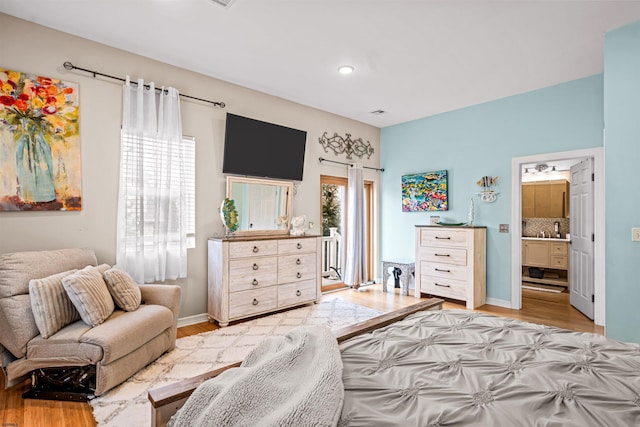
[90,296,382,427]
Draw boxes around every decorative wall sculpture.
[402,170,448,212]
[318,132,374,160]
[0,68,81,211]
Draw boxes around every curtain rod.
[318,157,384,172]
[62,61,226,108]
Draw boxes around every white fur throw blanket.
[169,325,344,427]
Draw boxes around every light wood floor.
[1,284,602,426]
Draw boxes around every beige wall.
[0,13,381,319]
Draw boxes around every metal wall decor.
[318,132,374,160]
[476,175,499,203]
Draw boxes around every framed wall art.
[0,68,81,211]
[401,170,448,212]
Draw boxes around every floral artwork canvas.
[402,170,448,212]
[0,68,81,211]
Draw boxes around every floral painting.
[0,68,81,211]
[402,170,448,212]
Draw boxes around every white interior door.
[248,184,278,230]
[569,158,594,319]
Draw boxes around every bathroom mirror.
[226,176,292,236]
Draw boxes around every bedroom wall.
[603,20,640,342]
[0,13,381,320]
[380,75,604,304]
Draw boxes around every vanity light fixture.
[338,65,355,75]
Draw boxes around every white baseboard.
[177,313,209,328]
[485,297,511,309]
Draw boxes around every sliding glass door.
[320,175,372,292]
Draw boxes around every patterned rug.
[90,296,382,426]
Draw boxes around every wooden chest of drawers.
[414,226,486,309]
[208,235,321,326]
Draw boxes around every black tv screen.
[222,113,307,181]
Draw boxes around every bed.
[148,299,640,426]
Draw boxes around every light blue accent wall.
[604,21,640,342]
[380,76,603,303]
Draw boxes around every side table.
[382,259,415,296]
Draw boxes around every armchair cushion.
[103,267,141,312]
[63,265,114,327]
[29,269,80,339]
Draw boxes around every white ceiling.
[3,0,640,128]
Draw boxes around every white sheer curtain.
[116,78,187,283]
[343,164,367,288]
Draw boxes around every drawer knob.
[435,282,450,288]
[252,299,259,306]
[252,279,259,286]
[252,246,259,253]
[296,272,302,279]
[253,263,259,271]
[297,243,302,249]
[435,236,451,240]
[296,258,301,265]
[435,268,451,273]
[434,253,450,257]
[296,290,301,296]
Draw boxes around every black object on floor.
[22,366,96,401]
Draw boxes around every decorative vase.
[220,198,239,237]
[15,122,56,203]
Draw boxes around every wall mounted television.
[222,113,307,181]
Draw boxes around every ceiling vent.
[211,0,235,7]
[370,109,386,115]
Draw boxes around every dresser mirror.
[226,176,292,236]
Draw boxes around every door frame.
[319,175,374,291]
[510,147,605,326]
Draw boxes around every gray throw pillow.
[29,269,80,338]
[62,264,115,327]
[103,267,141,312]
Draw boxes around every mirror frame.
[226,176,293,236]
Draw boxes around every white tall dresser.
[414,225,486,309]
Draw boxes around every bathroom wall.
[522,218,570,239]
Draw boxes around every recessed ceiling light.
[338,65,355,75]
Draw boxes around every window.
[183,136,196,248]
[120,132,196,249]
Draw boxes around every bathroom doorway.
[511,147,605,326]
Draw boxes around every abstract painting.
[402,170,448,212]
[0,68,81,211]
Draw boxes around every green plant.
[322,184,341,236]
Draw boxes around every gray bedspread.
[339,309,640,427]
